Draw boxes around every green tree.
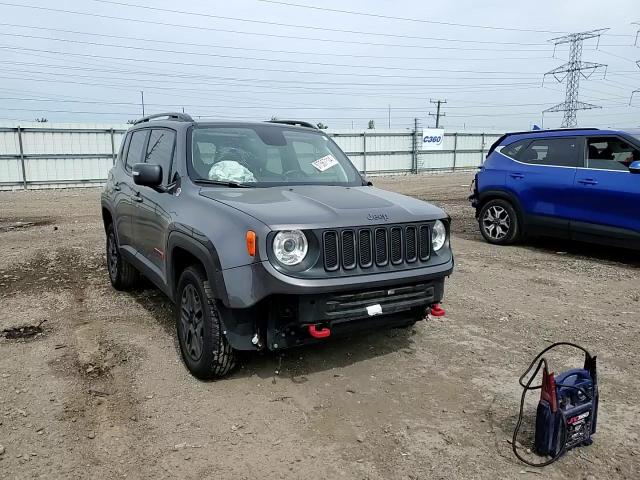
[368,120,375,129]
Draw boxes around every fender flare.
[100,201,119,242]
[166,230,229,306]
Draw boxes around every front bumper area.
[265,278,444,350]
[219,257,453,309]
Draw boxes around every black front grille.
[323,231,339,271]
[358,229,373,267]
[322,223,432,273]
[390,227,403,265]
[419,226,430,261]
[342,230,356,269]
[405,226,417,263]
[375,228,388,266]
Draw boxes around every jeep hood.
[199,185,446,230]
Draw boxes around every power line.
[0,65,543,90]
[0,23,559,66]
[4,105,636,120]
[85,0,549,46]
[253,0,567,34]
[6,95,630,111]
[0,2,557,52]
[0,35,549,79]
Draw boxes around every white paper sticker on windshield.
[311,154,339,172]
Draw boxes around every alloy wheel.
[482,205,511,241]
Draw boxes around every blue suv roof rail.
[133,112,194,125]
[505,127,599,136]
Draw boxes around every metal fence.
[0,123,502,190]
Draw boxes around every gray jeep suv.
[101,113,454,379]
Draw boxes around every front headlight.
[273,230,308,266]
[432,220,447,251]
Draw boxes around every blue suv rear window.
[501,140,528,159]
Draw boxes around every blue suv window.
[586,136,640,171]
[518,138,581,168]
[501,140,529,159]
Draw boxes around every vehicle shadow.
[520,237,640,267]
[233,325,416,382]
[459,226,640,267]
[127,282,417,382]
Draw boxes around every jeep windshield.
[189,125,363,187]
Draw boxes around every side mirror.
[362,176,373,186]
[629,160,640,175]
[133,163,162,187]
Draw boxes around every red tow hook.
[308,324,331,339]
[429,303,446,317]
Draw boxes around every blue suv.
[470,128,640,248]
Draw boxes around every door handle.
[113,183,121,192]
[132,192,143,203]
[578,178,598,186]
[509,173,524,179]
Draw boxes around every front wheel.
[176,266,236,379]
[478,199,521,245]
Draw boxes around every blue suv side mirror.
[629,160,640,175]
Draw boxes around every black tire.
[176,265,236,379]
[106,223,139,290]
[478,199,521,245]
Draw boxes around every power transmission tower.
[631,23,640,105]
[429,99,446,128]
[630,60,640,105]
[543,29,608,128]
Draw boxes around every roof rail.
[266,119,318,129]
[133,112,194,125]
[505,127,599,136]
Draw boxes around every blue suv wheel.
[478,199,520,245]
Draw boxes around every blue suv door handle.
[509,173,525,179]
[578,178,598,186]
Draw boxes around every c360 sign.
[421,128,445,151]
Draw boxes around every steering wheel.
[282,169,307,180]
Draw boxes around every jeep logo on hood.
[367,213,389,221]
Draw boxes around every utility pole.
[388,104,391,128]
[140,90,145,116]
[543,29,608,127]
[429,99,446,128]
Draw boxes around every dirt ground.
[1,172,638,480]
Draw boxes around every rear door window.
[145,129,176,184]
[125,130,149,172]
[518,138,581,167]
[586,136,640,171]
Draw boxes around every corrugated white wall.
[0,123,502,189]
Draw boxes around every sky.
[0,0,638,131]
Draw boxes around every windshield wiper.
[195,179,254,188]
